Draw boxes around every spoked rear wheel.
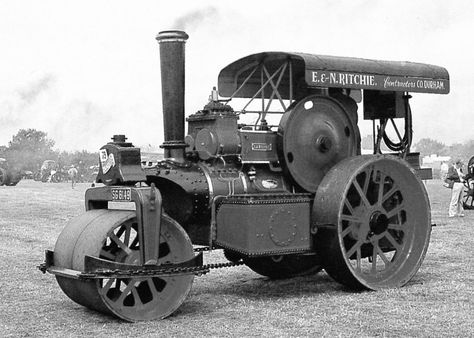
[313,155,431,290]
[463,183,474,210]
[54,209,195,321]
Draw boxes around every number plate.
[111,188,131,201]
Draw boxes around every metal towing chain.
[77,247,245,280]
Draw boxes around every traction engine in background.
[39,30,450,321]
[0,158,22,186]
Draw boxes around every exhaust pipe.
[156,30,189,162]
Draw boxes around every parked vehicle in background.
[463,155,474,209]
[0,158,22,186]
[37,160,57,182]
[23,171,34,179]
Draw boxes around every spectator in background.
[447,159,465,218]
[67,165,78,189]
[440,161,449,179]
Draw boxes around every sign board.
[305,70,449,94]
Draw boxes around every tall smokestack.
[155,30,189,161]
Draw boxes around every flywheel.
[54,209,195,321]
[278,95,360,192]
[313,155,431,290]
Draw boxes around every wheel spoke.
[341,222,357,237]
[387,222,403,231]
[377,172,386,207]
[130,236,139,249]
[100,278,115,296]
[146,278,158,296]
[147,277,166,297]
[116,280,135,305]
[115,225,126,239]
[384,231,403,251]
[371,248,377,273]
[123,225,131,247]
[375,243,390,266]
[131,287,143,306]
[381,185,399,205]
[341,214,363,224]
[386,204,405,219]
[344,198,355,215]
[110,233,132,255]
[346,240,363,258]
[353,180,371,208]
[362,168,372,195]
[100,249,116,260]
[355,246,362,272]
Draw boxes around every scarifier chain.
[221,193,311,205]
[79,247,244,279]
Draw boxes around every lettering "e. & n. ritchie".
[311,71,376,86]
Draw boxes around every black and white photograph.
[1,0,473,336]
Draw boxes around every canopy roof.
[218,52,449,99]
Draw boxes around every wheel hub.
[350,209,389,241]
[369,211,389,236]
[317,136,332,153]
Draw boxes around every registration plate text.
[111,188,132,201]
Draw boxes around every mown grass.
[0,180,472,337]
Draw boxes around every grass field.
[0,180,473,337]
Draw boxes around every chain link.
[79,247,244,279]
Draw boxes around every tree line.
[3,128,472,174]
[0,128,99,173]
[361,135,474,163]
[412,138,474,162]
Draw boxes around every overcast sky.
[1,0,472,151]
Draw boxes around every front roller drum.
[54,209,195,321]
[313,155,431,290]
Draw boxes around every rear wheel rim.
[314,155,431,289]
[463,186,474,209]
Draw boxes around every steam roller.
[39,30,450,321]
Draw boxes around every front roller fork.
[86,183,162,265]
[38,184,202,321]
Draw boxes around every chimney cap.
[156,30,189,43]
